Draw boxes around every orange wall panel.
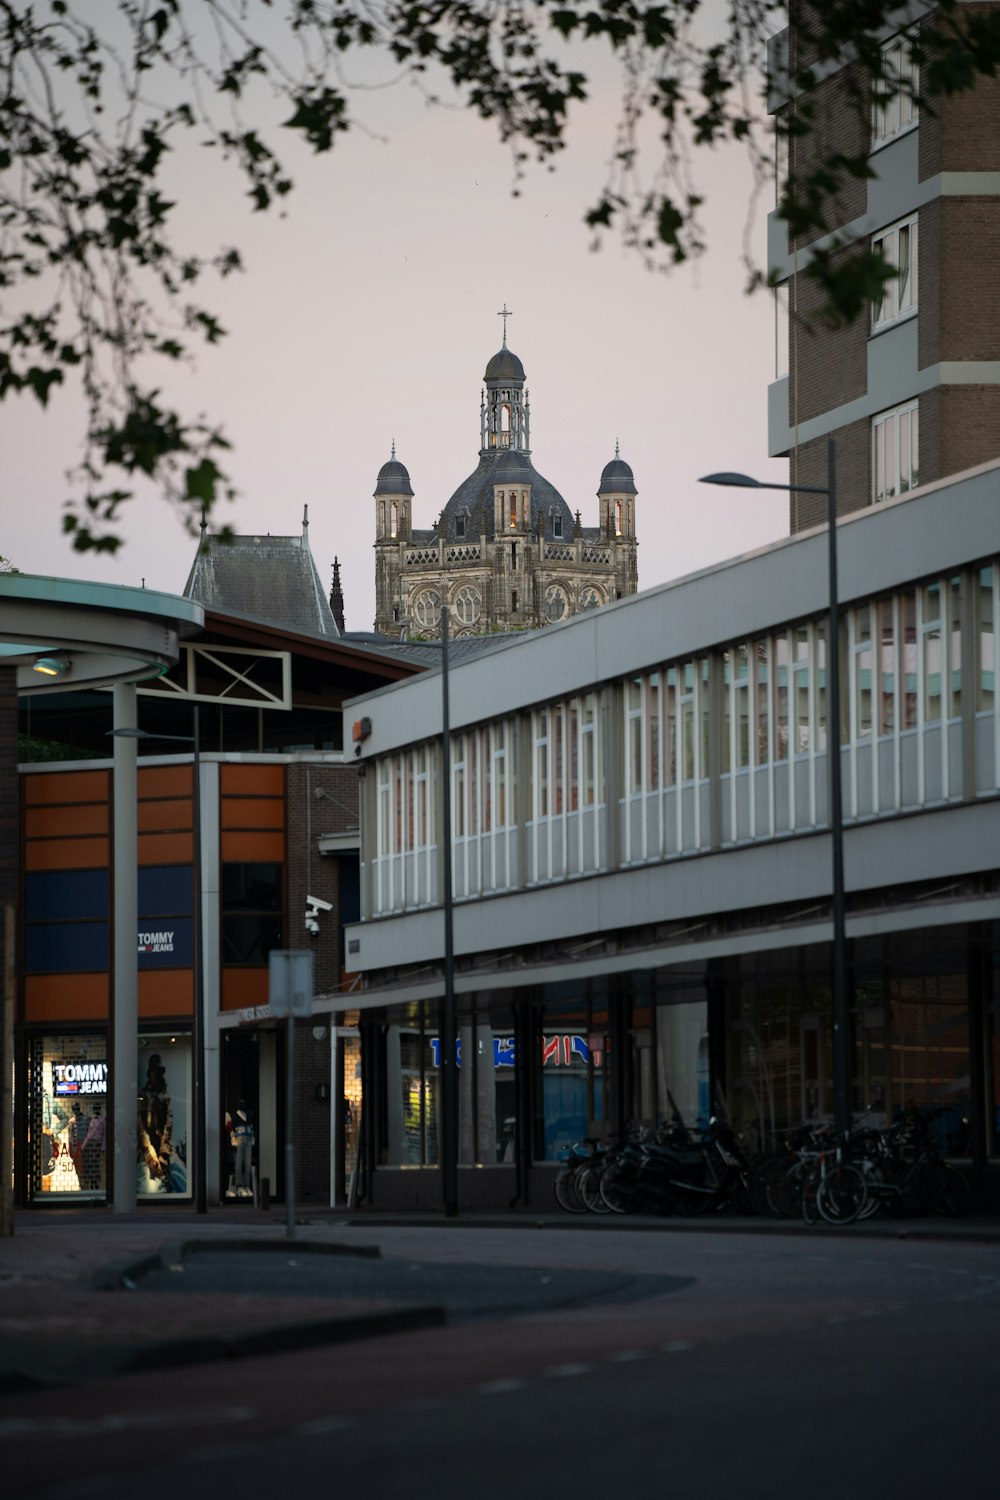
[23,770,110,806]
[221,830,285,862]
[24,804,109,838]
[138,831,194,865]
[220,798,283,831]
[139,765,193,798]
[139,970,194,1018]
[137,800,192,833]
[25,837,109,871]
[221,764,284,796]
[24,973,109,1023]
[221,968,269,1010]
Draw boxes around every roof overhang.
[0,574,203,694]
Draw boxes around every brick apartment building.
[768,3,1000,529]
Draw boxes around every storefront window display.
[136,1034,192,1197]
[29,1034,109,1200]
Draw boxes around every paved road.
[3,1225,998,1499]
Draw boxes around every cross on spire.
[498,303,513,345]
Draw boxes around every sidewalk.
[2,1203,998,1394]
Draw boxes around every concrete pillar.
[112,682,138,1213]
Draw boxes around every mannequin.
[229,1100,255,1199]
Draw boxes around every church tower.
[371,314,640,638]
[373,445,414,635]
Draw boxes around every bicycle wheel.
[855,1163,885,1220]
[816,1163,867,1225]
[800,1165,822,1226]
[923,1161,972,1217]
[768,1162,804,1220]
[579,1164,611,1214]
[554,1167,586,1214]
[600,1160,633,1214]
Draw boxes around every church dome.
[374,455,413,497]
[598,452,637,496]
[492,449,534,486]
[484,345,525,383]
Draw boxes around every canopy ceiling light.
[32,654,71,678]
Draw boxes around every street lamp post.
[108,708,207,1211]
[439,606,458,1217]
[700,439,852,1139]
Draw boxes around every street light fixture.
[700,439,851,1139]
[107,710,206,1211]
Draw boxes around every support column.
[112,682,138,1213]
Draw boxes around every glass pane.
[978,566,995,712]
[949,577,962,719]
[755,640,770,764]
[879,599,895,734]
[137,1036,192,1197]
[30,1034,110,1200]
[902,590,918,729]
[815,625,827,752]
[924,626,942,723]
[775,634,789,760]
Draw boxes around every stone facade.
[373,338,639,637]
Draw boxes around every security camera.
[306,894,333,914]
[305,916,320,936]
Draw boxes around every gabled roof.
[184,525,339,639]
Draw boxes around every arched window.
[545,586,567,622]
[413,590,441,631]
[390,502,399,538]
[579,587,603,611]
[453,586,482,626]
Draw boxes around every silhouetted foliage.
[1,2,997,549]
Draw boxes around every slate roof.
[599,456,637,496]
[484,345,526,383]
[184,528,339,639]
[374,458,414,497]
[439,450,576,542]
[342,630,536,669]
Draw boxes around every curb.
[94,1234,382,1290]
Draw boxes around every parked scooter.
[602,1099,752,1216]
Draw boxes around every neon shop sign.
[53,1061,108,1097]
[428,1035,601,1069]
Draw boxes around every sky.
[1,9,790,633]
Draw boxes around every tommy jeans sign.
[53,1061,108,1097]
[138,929,175,955]
[136,918,193,968]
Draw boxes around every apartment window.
[872,215,918,328]
[872,32,918,147]
[872,400,919,504]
